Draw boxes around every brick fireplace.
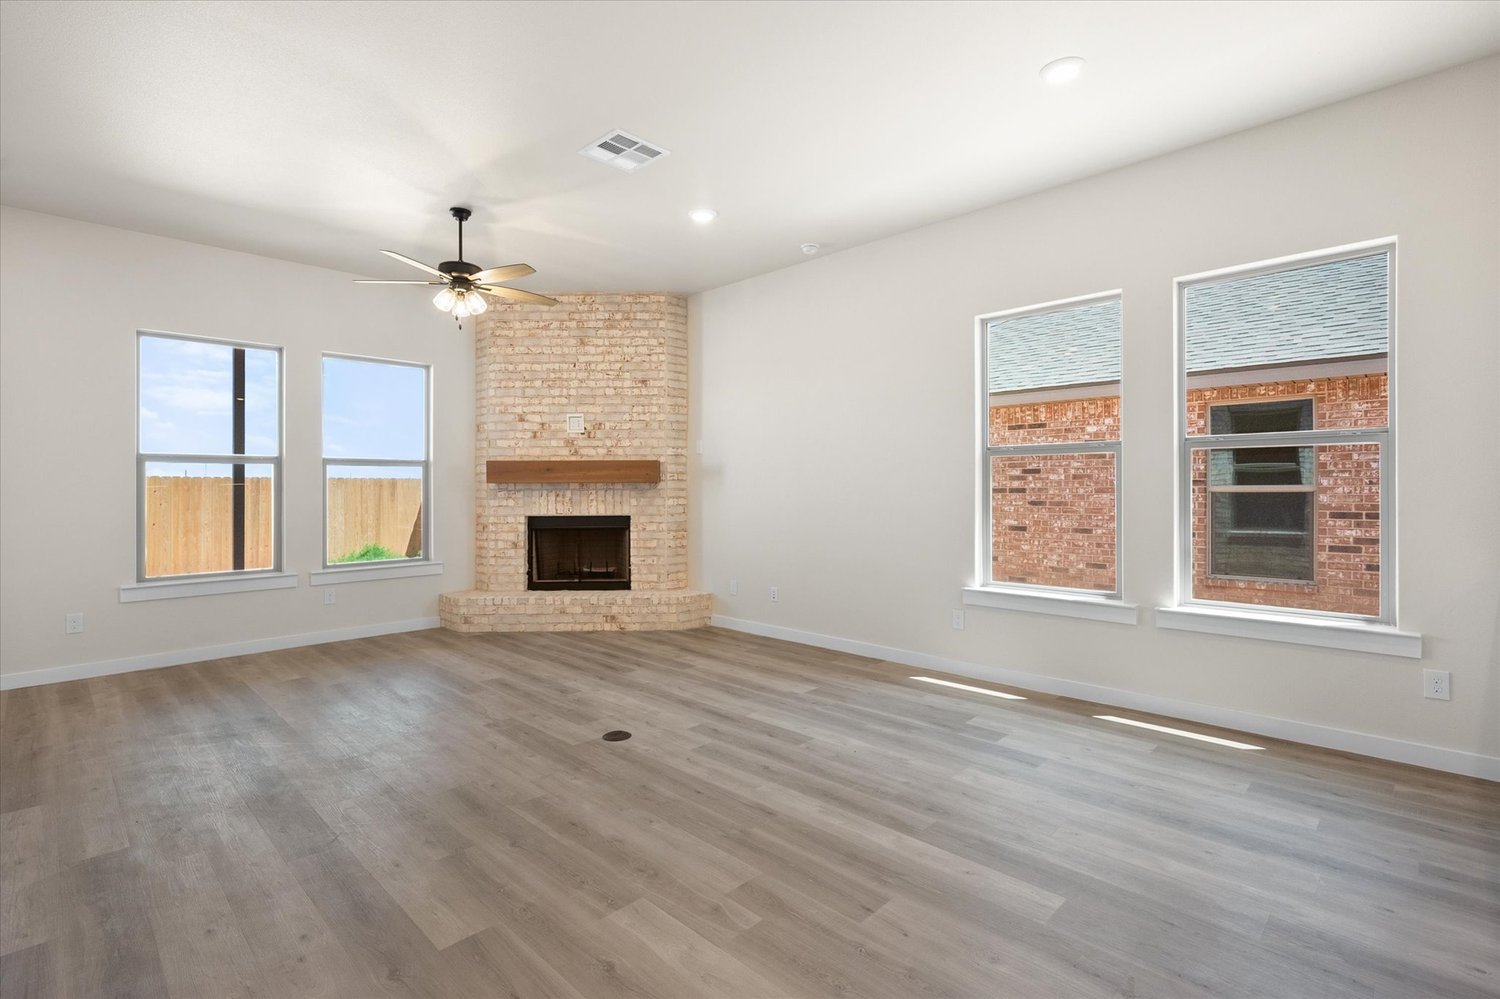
[440,293,712,632]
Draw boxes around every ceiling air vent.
[579,130,670,172]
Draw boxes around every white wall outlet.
[729,578,738,596]
[1423,669,1451,700]
[64,612,84,635]
[566,413,585,434]
[696,439,704,455]
[951,610,965,631]
[769,585,779,603]
[323,588,336,606]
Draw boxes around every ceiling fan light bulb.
[468,291,488,314]
[433,287,457,311]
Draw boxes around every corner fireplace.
[527,516,630,590]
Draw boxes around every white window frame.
[133,329,285,585]
[318,353,435,577]
[1174,239,1397,626]
[967,290,1134,623]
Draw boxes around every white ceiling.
[2,1,1497,294]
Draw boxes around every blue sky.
[140,336,426,477]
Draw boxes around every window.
[979,293,1122,597]
[1206,399,1315,581]
[1180,246,1391,620]
[322,355,430,567]
[137,332,281,579]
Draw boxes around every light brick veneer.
[441,293,711,633]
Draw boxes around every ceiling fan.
[356,206,558,318]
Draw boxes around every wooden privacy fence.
[144,476,422,577]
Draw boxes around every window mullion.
[986,439,1120,458]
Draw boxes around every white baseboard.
[0,617,442,691]
[711,615,1499,782]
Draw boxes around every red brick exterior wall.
[988,372,1385,614]
[1187,373,1386,616]
[989,395,1119,591]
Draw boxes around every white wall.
[691,59,1500,774]
[0,208,474,683]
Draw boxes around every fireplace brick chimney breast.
[441,293,711,632]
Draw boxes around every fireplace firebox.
[527,516,630,590]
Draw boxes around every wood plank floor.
[1,627,1496,998]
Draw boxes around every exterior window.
[322,355,430,567]
[980,294,1122,595]
[1207,400,1315,581]
[137,332,282,579]
[1180,247,1391,620]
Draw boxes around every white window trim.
[964,586,1139,625]
[120,571,298,603]
[1173,238,1398,629]
[321,353,433,571]
[309,561,444,586]
[136,330,285,584]
[1154,604,1420,659]
[975,290,1127,611]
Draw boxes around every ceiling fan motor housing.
[439,260,479,278]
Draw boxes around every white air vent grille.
[579,130,670,172]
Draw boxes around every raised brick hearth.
[441,293,712,633]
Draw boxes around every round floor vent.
[602,730,632,742]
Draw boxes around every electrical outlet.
[323,588,336,606]
[696,439,704,455]
[729,579,738,596]
[566,414,585,434]
[64,612,84,635]
[951,610,965,631]
[769,585,779,603]
[1423,669,1450,701]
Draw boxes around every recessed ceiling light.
[1040,56,1085,85]
[800,243,820,255]
[689,208,718,224]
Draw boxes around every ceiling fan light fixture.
[360,207,559,321]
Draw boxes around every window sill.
[1154,604,1421,659]
[963,586,1139,625]
[309,561,444,586]
[120,571,299,603]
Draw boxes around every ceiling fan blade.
[478,285,560,307]
[379,249,446,278]
[354,279,445,284]
[468,263,535,285]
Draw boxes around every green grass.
[332,543,404,564]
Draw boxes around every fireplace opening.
[527,516,630,590]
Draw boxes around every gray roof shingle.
[987,298,1120,393]
[1183,252,1388,373]
[987,253,1388,394]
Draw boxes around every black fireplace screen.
[527,516,630,590]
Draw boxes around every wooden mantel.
[486,459,661,485]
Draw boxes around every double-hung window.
[1179,244,1392,621]
[321,355,431,567]
[978,293,1123,598]
[137,332,282,580]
